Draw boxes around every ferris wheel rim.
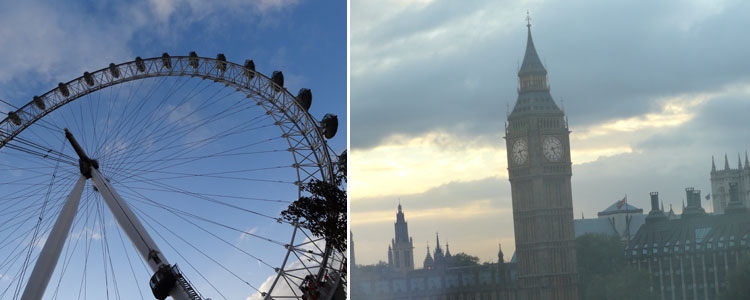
[0,54,342,299]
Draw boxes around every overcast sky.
[350,0,750,266]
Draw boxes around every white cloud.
[0,1,133,86]
[145,0,301,23]
[246,237,342,300]
[350,131,508,199]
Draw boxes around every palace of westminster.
[350,20,750,300]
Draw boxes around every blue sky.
[0,1,345,299]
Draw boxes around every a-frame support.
[20,129,198,300]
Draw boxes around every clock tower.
[505,21,578,300]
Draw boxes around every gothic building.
[388,203,415,273]
[626,187,750,300]
[505,21,578,299]
[710,153,750,214]
[352,205,515,300]
[422,233,453,270]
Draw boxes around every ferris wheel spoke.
[103,107,274,172]
[92,79,213,164]
[96,80,231,168]
[114,185,287,246]
[112,175,289,223]
[101,116,276,173]
[115,188,279,270]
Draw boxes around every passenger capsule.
[161,53,171,69]
[83,72,95,86]
[33,96,45,110]
[244,59,255,79]
[320,113,338,139]
[7,111,21,126]
[296,88,312,111]
[216,53,227,72]
[58,82,70,97]
[149,264,178,300]
[109,63,120,78]
[189,51,199,68]
[135,56,145,72]
[271,71,284,92]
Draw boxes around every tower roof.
[509,20,561,118]
[518,24,547,77]
[423,245,434,268]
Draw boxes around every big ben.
[505,20,578,300]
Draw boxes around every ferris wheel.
[0,53,346,300]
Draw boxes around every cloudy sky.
[0,1,345,299]
[350,0,750,266]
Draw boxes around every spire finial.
[435,232,440,250]
[526,10,531,28]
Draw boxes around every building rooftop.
[598,201,643,216]
[626,211,750,258]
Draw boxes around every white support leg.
[21,175,86,300]
[90,168,193,300]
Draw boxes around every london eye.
[0,53,345,300]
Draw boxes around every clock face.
[511,139,528,165]
[543,136,563,162]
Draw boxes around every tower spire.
[712,155,716,172]
[745,151,749,168]
[435,232,441,250]
[738,153,742,169]
[725,154,730,170]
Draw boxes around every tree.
[575,233,658,300]
[451,252,480,267]
[585,267,656,300]
[576,233,625,298]
[723,255,750,300]
[281,173,347,253]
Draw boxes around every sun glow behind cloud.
[350,132,508,199]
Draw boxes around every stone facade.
[352,206,515,300]
[351,264,515,300]
[504,23,578,300]
[710,153,750,214]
